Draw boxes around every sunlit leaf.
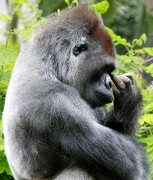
[91,1,109,15]
[0,14,11,23]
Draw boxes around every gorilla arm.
[43,84,148,180]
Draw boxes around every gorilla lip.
[95,91,114,103]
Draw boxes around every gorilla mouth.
[87,92,114,108]
[95,92,114,103]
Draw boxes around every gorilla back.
[3,5,149,180]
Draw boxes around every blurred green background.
[0,0,153,179]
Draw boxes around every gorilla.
[3,5,149,180]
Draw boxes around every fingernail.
[119,82,126,89]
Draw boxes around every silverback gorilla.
[3,5,149,180]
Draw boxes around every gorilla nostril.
[109,81,112,89]
[105,76,112,90]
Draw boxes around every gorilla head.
[35,5,117,108]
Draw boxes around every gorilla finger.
[110,74,126,90]
[123,73,134,84]
[112,86,120,98]
[117,75,133,86]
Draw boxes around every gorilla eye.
[73,43,88,56]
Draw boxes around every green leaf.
[13,28,33,41]
[143,64,153,77]
[132,34,147,47]
[0,138,4,151]
[12,0,28,4]
[72,0,78,6]
[0,151,10,174]
[0,29,10,35]
[134,47,153,56]
[65,0,70,7]
[140,33,147,44]
[140,114,153,126]
[106,27,131,48]
[91,1,109,15]
[0,14,12,23]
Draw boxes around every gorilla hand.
[105,73,142,135]
[111,73,141,109]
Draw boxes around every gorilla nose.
[105,76,112,90]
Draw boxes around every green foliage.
[106,27,131,48]
[144,64,153,77]
[0,15,12,23]
[0,42,18,89]
[65,0,78,7]
[104,0,153,46]
[0,120,12,179]
[0,151,12,176]
[90,1,109,15]
[0,120,12,177]
[0,0,153,179]
[139,86,153,179]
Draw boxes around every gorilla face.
[67,36,116,108]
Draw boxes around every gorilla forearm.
[58,129,146,180]
[59,131,145,180]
